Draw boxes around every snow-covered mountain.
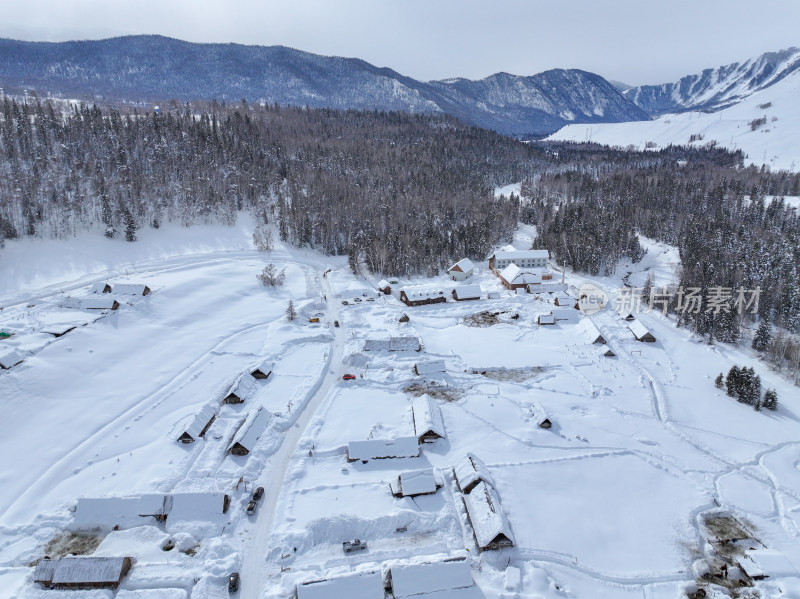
[0,35,647,137]
[548,66,800,171]
[625,47,800,116]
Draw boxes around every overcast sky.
[1,0,798,86]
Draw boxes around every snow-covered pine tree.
[752,318,772,352]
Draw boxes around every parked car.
[366,297,375,302]
[342,300,349,305]
[246,500,257,515]
[343,539,368,554]
[252,486,264,501]
[334,320,340,327]
[228,572,240,592]
[342,374,356,381]
[354,297,362,302]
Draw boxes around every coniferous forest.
[1,97,800,378]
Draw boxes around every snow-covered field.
[548,69,800,172]
[1,220,799,598]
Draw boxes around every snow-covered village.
[2,3,800,599]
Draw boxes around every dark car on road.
[228,572,240,592]
[246,500,258,515]
[252,486,264,501]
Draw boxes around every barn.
[227,407,272,455]
[453,453,494,494]
[347,437,420,462]
[223,374,256,404]
[452,284,482,301]
[628,320,656,342]
[399,286,449,307]
[462,481,514,551]
[176,404,218,443]
[447,258,476,281]
[412,394,446,443]
[34,556,133,589]
[389,469,442,498]
[388,558,474,597]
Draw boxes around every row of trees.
[715,365,778,411]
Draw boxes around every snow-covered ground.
[1,220,799,598]
[548,69,800,172]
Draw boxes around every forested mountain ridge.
[0,35,648,137]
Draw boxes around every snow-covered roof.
[378,279,391,289]
[412,394,446,440]
[537,314,556,325]
[498,264,541,285]
[454,453,494,493]
[628,319,654,340]
[73,494,167,529]
[553,291,572,302]
[493,250,549,260]
[63,296,119,310]
[527,282,568,294]
[364,337,421,352]
[463,481,514,549]
[596,344,615,357]
[401,286,450,300]
[225,373,256,401]
[250,359,273,377]
[552,307,579,323]
[167,492,228,522]
[112,284,150,295]
[181,403,218,441]
[739,549,799,579]
[36,556,131,586]
[415,360,446,375]
[91,282,111,294]
[297,570,384,599]
[0,350,23,369]
[579,319,606,344]
[348,437,420,461]
[453,284,482,300]
[41,323,78,336]
[391,558,474,597]
[391,469,439,497]
[227,407,271,454]
[448,258,476,273]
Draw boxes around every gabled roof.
[453,453,494,493]
[448,258,476,273]
[412,395,446,440]
[250,359,273,377]
[579,319,606,344]
[401,286,450,300]
[227,407,271,454]
[378,279,391,289]
[596,344,616,357]
[167,492,229,522]
[628,319,654,340]
[364,337,421,351]
[552,307,579,323]
[739,549,799,579]
[391,469,440,497]
[453,284,482,300]
[112,284,150,295]
[63,296,119,310]
[391,558,473,597]
[348,437,420,461]
[537,314,556,325]
[297,570,384,599]
[39,556,131,586]
[499,264,542,285]
[415,360,446,375]
[463,481,514,549]
[73,494,167,529]
[0,350,24,369]
[492,250,549,260]
[181,403,218,441]
[225,373,256,401]
[91,282,112,294]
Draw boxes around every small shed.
[378,279,392,295]
[112,284,151,296]
[448,258,476,281]
[414,360,446,376]
[537,314,555,326]
[250,360,273,380]
[596,345,616,357]
[296,570,384,599]
[227,407,272,455]
[628,320,656,342]
[453,453,494,494]
[463,481,514,551]
[739,549,799,581]
[223,374,256,404]
[529,406,552,429]
[34,556,133,589]
[412,394,446,443]
[617,305,636,321]
[177,404,218,444]
[389,558,474,597]
[389,469,442,498]
[0,350,24,370]
[399,314,410,323]
[347,437,420,462]
[580,319,607,344]
[452,284,482,301]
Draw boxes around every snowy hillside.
[625,47,800,116]
[548,67,800,171]
[2,221,800,598]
